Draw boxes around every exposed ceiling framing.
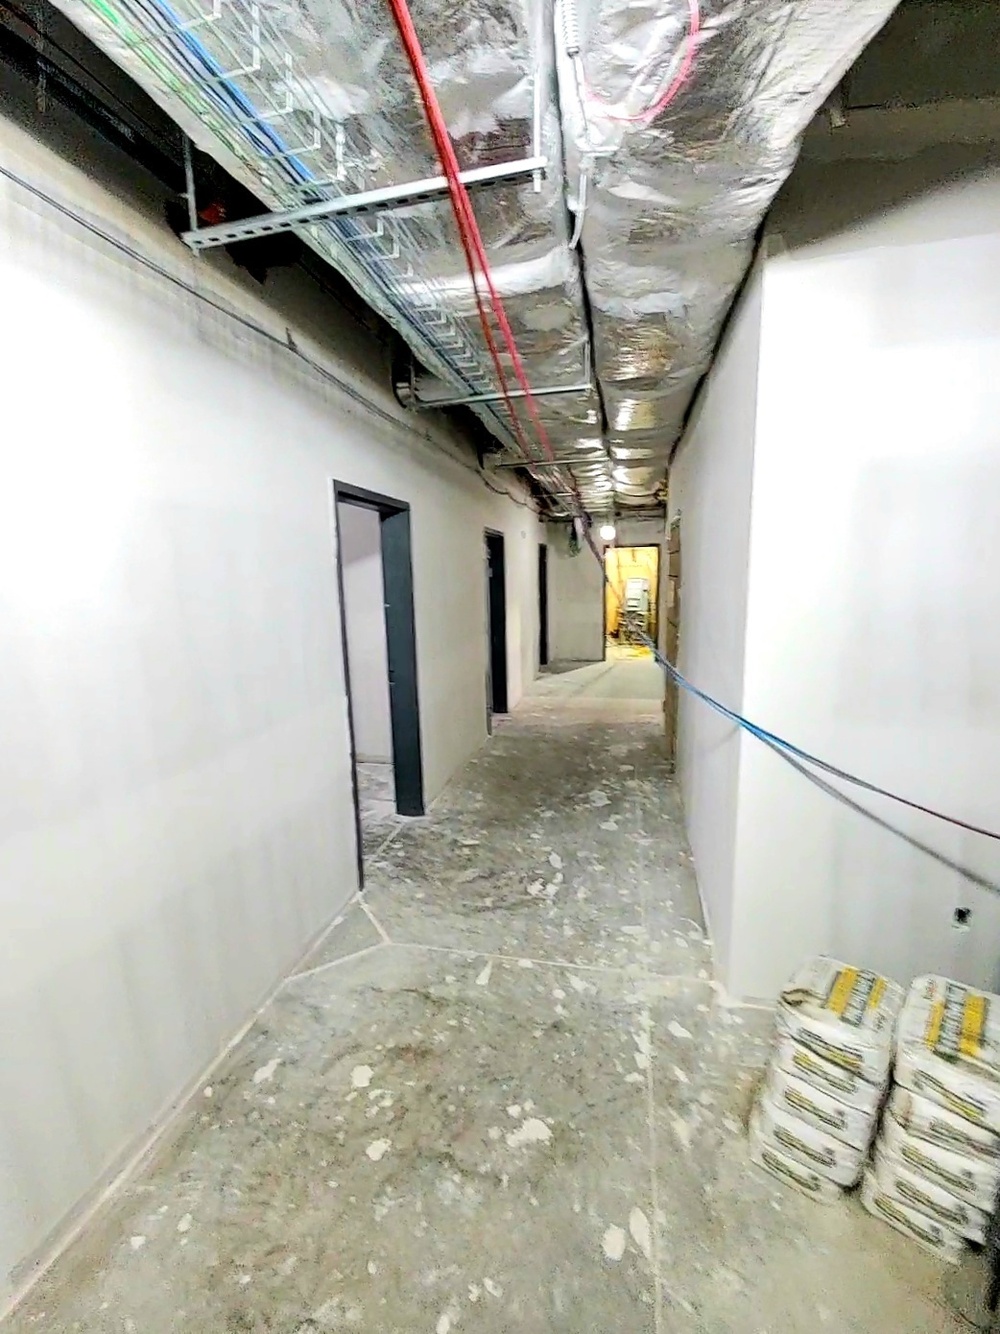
[24,0,905,517]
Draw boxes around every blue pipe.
[144,0,486,389]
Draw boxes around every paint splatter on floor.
[602,1225,627,1262]
[6,701,968,1334]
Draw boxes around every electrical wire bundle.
[386,0,1000,850]
[386,0,584,511]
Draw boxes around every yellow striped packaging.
[754,1094,866,1187]
[748,1105,841,1204]
[895,975,1000,1134]
[881,1107,1000,1211]
[861,1168,965,1263]
[777,957,904,1085]
[871,1144,987,1244]
[775,1034,886,1115]
[767,1065,880,1151]
[889,1086,1000,1162]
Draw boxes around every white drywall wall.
[729,155,1000,999]
[0,111,538,1300]
[546,524,605,662]
[544,517,666,666]
[337,503,392,764]
[668,262,763,978]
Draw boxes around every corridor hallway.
[12,696,966,1333]
[531,651,665,704]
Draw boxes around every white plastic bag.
[889,1085,1000,1162]
[775,1033,886,1115]
[871,1144,987,1243]
[748,1105,841,1203]
[895,976,1000,1133]
[776,957,904,1085]
[881,1108,1000,1211]
[861,1167,965,1263]
[754,1095,866,1187]
[767,1065,879,1151]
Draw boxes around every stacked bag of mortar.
[750,957,904,1203]
[862,975,1000,1262]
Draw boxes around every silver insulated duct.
[44,0,899,513]
[556,0,899,506]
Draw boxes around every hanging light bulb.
[599,523,616,541]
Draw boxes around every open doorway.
[664,517,681,765]
[485,530,508,730]
[335,483,424,884]
[538,541,549,669]
[604,544,660,660]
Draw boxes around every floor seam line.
[284,942,387,983]
[631,810,665,1333]
[358,898,393,946]
[367,820,406,863]
[380,940,716,980]
[645,1040,663,1334]
[27,704,866,1331]
[277,894,370,984]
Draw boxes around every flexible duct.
[43,0,899,513]
[556,0,900,501]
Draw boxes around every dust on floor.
[8,701,967,1333]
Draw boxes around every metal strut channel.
[181,155,547,250]
[402,341,593,410]
[490,454,607,469]
[407,377,593,409]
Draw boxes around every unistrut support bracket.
[400,341,593,410]
[489,454,608,469]
[181,155,547,250]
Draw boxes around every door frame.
[664,519,681,765]
[485,529,509,718]
[604,543,661,647]
[334,482,425,884]
[538,541,549,668]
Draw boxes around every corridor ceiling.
[51,0,900,516]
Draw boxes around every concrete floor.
[8,689,969,1332]
[357,762,400,860]
[533,654,665,702]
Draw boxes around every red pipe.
[386,0,581,495]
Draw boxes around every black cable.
[0,158,537,513]
[22,94,984,845]
[477,469,538,511]
[1,162,393,411]
[0,0,182,172]
[580,523,1000,844]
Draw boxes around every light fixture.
[599,523,616,542]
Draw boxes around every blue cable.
[143,0,485,388]
[142,0,1000,846]
[588,529,1000,842]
